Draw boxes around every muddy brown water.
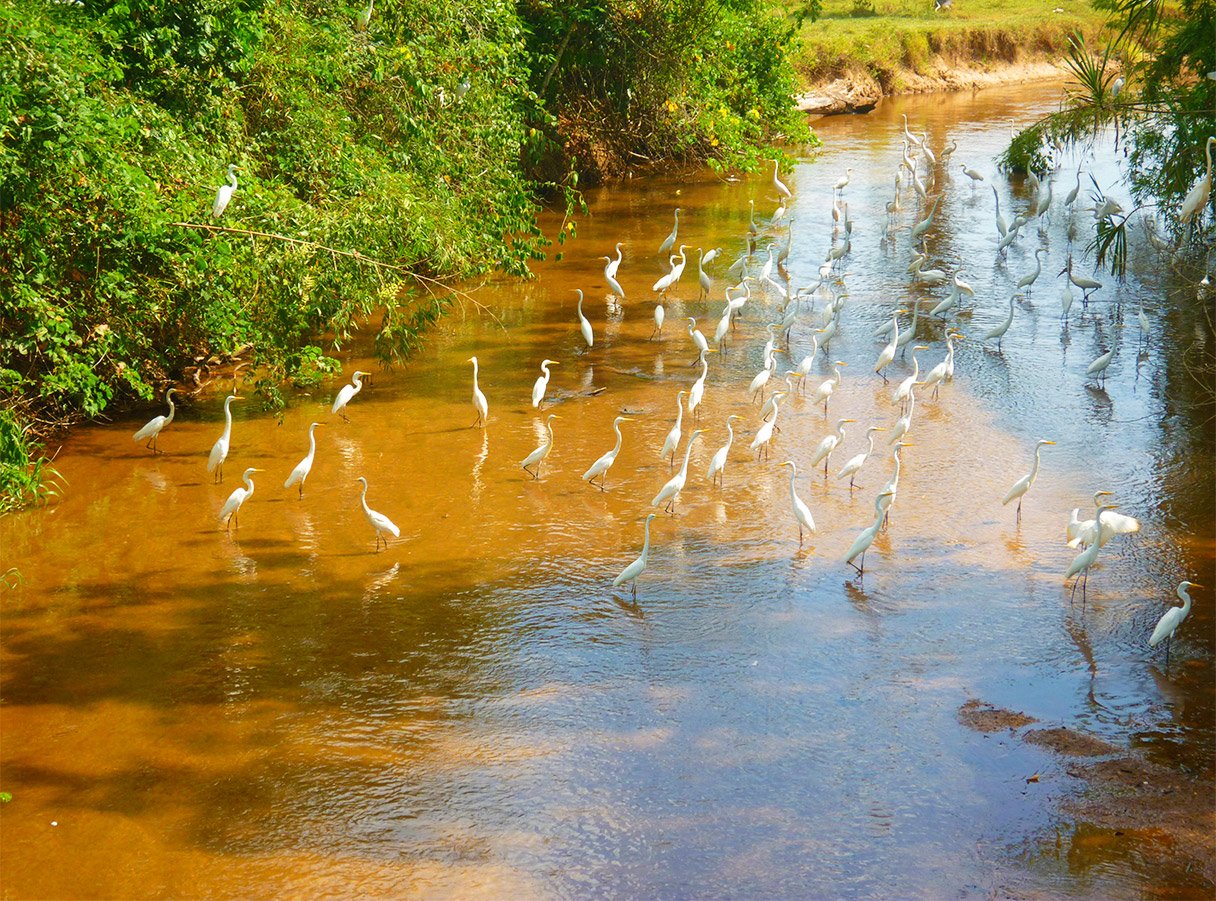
[2,81,1213,897]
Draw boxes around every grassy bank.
[793,0,1107,92]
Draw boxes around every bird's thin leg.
[1070,576,1078,605]
[849,475,856,490]
[880,372,888,384]
[859,550,867,575]
[523,464,535,479]
[341,410,350,423]
[299,483,304,499]
[823,459,829,477]
[1016,499,1023,522]
[798,527,804,547]
[631,581,637,600]
[1164,637,1170,667]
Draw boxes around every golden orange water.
[2,82,1213,897]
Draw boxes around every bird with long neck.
[284,422,324,497]
[613,514,658,600]
[468,356,488,428]
[582,416,633,491]
[1150,581,1202,665]
[1003,439,1056,521]
[779,461,816,545]
[207,394,244,483]
[132,388,178,453]
[652,431,703,514]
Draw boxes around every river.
[1,80,1213,898]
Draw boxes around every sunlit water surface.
[2,81,1213,898]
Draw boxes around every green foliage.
[520,0,813,181]
[0,410,64,514]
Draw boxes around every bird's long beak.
[1044,440,1057,445]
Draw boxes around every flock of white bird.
[136,119,1214,663]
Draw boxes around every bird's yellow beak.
[233,396,246,402]
[1192,583,1205,589]
[843,419,857,423]
[873,426,887,431]
[1044,440,1057,445]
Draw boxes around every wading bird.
[1065,503,1119,602]
[772,159,793,199]
[837,425,885,490]
[219,467,262,531]
[582,416,634,491]
[531,359,559,409]
[845,490,895,575]
[613,513,658,600]
[660,390,688,468]
[576,290,594,348]
[283,422,324,497]
[132,388,178,453]
[658,208,682,255]
[600,256,625,301]
[1149,581,1202,665]
[212,164,239,219]
[812,362,846,414]
[779,461,816,545]
[521,414,559,479]
[356,476,399,551]
[652,430,703,514]
[707,415,741,487]
[810,418,855,476]
[207,394,244,483]
[1003,439,1055,521]
[331,370,370,422]
[1179,136,1214,224]
[468,356,488,427]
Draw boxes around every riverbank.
[792,0,1103,114]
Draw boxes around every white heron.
[521,414,559,479]
[652,430,703,513]
[874,311,903,383]
[992,185,1008,237]
[809,418,855,476]
[707,415,741,487]
[844,490,895,575]
[772,159,793,199]
[689,351,710,419]
[356,476,399,551]
[283,422,324,497]
[1065,170,1083,207]
[331,370,370,421]
[750,394,785,460]
[1060,282,1076,319]
[1149,581,1202,665]
[893,346,927,409]
[811,362,846,413]
[833,167,853,193]
[218,467,262,531]
[918,336,959,399]
[748,359,776,404]
[910,195,942,242]
[207,394,244,483]
[1067,491,1141,548]
[212,164,239,219]
[132,388,178,453]
[901,114,923,147]
[1065,503,1119,602]
[961,164,984,185]
[1016,248,1046,295]
[658,208,682,255]
[697,248,712,299]
[1002,439,1056,521]
[837,425,885,489]
[983,296,1017,349]
[1064,258,1103,303]
[660,390,688,468]
[1179,136,1214,223]
[613,513,659,599]
[794,335,819,394]
[582,416,634,491]
[575,290,594,348]
[606,242,624,279]
[1087,345,1116,387]
[779,461,816,545]
[653,303,666,339]
[600,255,625,300]
[687,317,709,359]
[468,356,488,427]
[887,387,916,445]
[531,359,559,409]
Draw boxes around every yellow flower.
[667,100,678,112]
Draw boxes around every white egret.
[944,332,962,381]
[779,461,816,545]
[689,351,710,419]
[983,296,1017,349]
[652,253,681,296]
[531,359,559,409]
[207,394,244,483]
[910,195,942,242]
[887,387,915,445]
[901,114,923,147]
[707,415,741,487]
[874,311,903,383]
[1065,503,1118,602]
[940,139,957,162]
[837,425,885,489]
[844,490,895,575]
[703,247,722,266]
[772,158,793,199]
[992,185,1008,237]
[713,299,734,352]
[921,135,936,166]
[606,242,624,279]
[877,442,909,528]
[283,422,324,497]
[697,248,712,299]
[331,370,370,421]
[748,359,776,404]
[912,260,948,285]
[1064,258,1103,303]
[997,221,1022,256]
[1149,581,1202,665]
[1035,178,1053,224]
[1002,439,1056,521]
[1065,170,1083,207]
[961,164,985,184]
[894,301,924,355]
[132,388,178,453]
[582,416,634,491]
[600,256,625,300]
[212,164,239,219]
[687,317,709,359]
[809,417,854,476]
[521,414,559,479]
[1015,248,1046,295]
[1179,136,1214,223]
[833,167,853,193]
[218,467,262,531]
[614,513,658,599]
[811,361,846,413]
[795,335,819,393]
[658,207,682,255]
[575,290,594,348]
[653,303,666,339]
[749,395,784,461]
[652,430,703,513]
[1137,306,1150,343]
[660,390,688,468]
[1087,346,1116,387]
[468,356,488,427]
[1068,491,1141,548]
[1060,281,1076,319]
[356,476,399,551]
[918,336,956,399]
[759,373,796,423]
[893,346,927,408]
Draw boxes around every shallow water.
[2,81,1213,898]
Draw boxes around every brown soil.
[957,697,1037,733]
[958,700,1216,889]
[798,60,1064,116]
